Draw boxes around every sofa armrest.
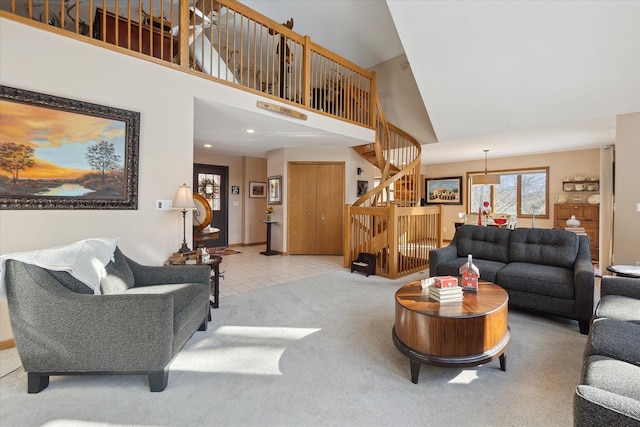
[125,256,211,287]
[573,235,595,321]
[574,385,640,426]
[5,261,175,372]
[601,275,640,299]
[429,243,458,277]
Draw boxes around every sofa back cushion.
[47,269,94,294]
[100,247,135,294]
[456,225,511,263]
[509,228,579,269]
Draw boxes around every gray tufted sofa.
[430,225,595,334]
[4,247,211,393]
[574,275,640,426]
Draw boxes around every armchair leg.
[199,312,208,331]
[148,369,169,392]
[27,372,49,393]
[578,320,589,335]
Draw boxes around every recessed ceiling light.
[246,129,256,134]
[203,144,212,148]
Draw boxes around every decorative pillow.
[100,248,135,294]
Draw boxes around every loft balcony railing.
[1,0,374,127]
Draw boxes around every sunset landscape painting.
[0,86,139,209]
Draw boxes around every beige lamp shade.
[473,174,501,185]
[473,149,501,185]
[173,184,196,210]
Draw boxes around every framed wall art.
[267,176,281,204]
[357,180,368,197]
[0,86,140,209]
[249,181,266,198]
[425,176,463,205]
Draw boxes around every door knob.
[308,211,311,216]
[321,212,325,220]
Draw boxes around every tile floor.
[0,245,345,375]
[216,244,344,298]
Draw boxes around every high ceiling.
[195,1,640,164]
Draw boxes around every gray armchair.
[4,247,211,393]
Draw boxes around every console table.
[261,220,278,256]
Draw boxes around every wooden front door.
[288,162,344,255]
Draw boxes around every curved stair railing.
[345,94,442,278]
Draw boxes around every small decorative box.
[434,276,459,288]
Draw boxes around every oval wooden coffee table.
[392,280,510,383]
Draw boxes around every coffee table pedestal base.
[392,327,510,383]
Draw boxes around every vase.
[566,215,580,227]
[266,213,271,221]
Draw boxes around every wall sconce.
[173,183,196,253]
[357,167,363,176]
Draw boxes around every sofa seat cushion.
[125,283,208,333]
[496,262,575,299]
[586,318,640,366]
[582,355,640,401]
[595,295,640,324]
[437,257,507,283]
[455,225,511,263]
[509,228,579,269]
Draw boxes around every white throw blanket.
[0,237,119,300]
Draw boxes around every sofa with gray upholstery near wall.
[430,225,594,334]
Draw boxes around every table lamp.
[173,183,196,253]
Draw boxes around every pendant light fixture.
[473,149,501,185]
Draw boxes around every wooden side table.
[606,265,640,278]
[166,256,222,308]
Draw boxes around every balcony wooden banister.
[1,0,376,128]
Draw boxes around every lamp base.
[178,243,192,253]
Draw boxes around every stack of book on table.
[167,251,198,265]
[429,275,463,303]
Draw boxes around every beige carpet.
[0,270,587,426]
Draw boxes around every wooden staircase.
[344,95,442,279]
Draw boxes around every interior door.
[288,162,344,255]
[193,164,228,247]
[288,163,317,254]
[316,163,344,255]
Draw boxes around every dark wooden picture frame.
[425,176,463,205]
[0,86,139,209]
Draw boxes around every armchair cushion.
[595,295,640,324]
[585,318,640,366]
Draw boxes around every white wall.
[614,113,640,265]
